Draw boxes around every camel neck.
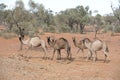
[22,38,30,45]
[73,38,78,47]
[85,42,92,50]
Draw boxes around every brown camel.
[47,36,72,60]
[72,37,87,58]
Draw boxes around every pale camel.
[19,34,47,59]
[83,38,109,62]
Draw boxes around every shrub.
[48,25,56,33]
[115,26,120,33]
[11,26,19,34]
[0,31,16,39]
[104,25,113,32]
[28,31,36,37]
[43,25,56,33]
[42,24,49,32]
[60,25,71,33]
[39,31,45,35]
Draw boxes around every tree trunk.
[79,23,85,34]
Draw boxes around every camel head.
[18,28,25,44]
[72,36,76,42]
[47,36,56,47]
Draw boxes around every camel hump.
[30,37,41,46]
[59,37,68,42]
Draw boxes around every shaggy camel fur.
[72,37,87,57]
[47,36,72,60]
[83,38,109,62]
[19,35,47,58]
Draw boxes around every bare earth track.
[0,32,120,80]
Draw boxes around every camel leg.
[51,49,56,60]
[67,52,69,60]
[69,51,72,60]
[25,45,32,54]
[42,47,47,59]
[86,50,92,61]
[19,43,23,51]
[92,51,97,62]
[40,42,46,59]
[104,51,108,62]
[81,49,85,58]
[59,50,61,60]
[104,54,107,62]
[76,48,80,54]
[96,52,98,60]
[66,47,71,60]
[57,49,61,60]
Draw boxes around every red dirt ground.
[0,32,120,80]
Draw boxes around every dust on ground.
[0,32,120,80]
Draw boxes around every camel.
[18,34,47,59]
[72,37,87,58]
[47,36,72,60]
[82,38,109,62]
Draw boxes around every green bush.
[11,26,19,34]
[60,25,71,33]
[0,31,16,39]
[48,25,56,33]
[28,31,35,37]
[115,26,120,33]
[43,25,56,33]
[104,25,113,32]
[42,24,49,32]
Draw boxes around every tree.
[111,0,120,34]
[74,6,91,33]
[0,3,7,24]
[10,0,32,34]
[55,5,91,33]
[111,0,120,23]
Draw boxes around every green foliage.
[60,25,71,33]
[2,0,120,35]
[43,25,56,33]
[115,26,120,32]
[48,25,56,33]
[104,25,113,32]
[0,3,7,10]
[103,24,120,33]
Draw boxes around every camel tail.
[103,42,109,53]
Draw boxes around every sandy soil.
[0,32,120,80]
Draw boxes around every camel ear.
[84,38,91,43]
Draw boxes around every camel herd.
[18,33,109,63]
